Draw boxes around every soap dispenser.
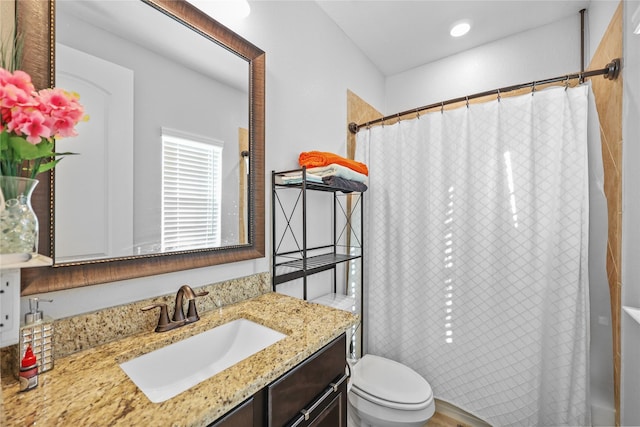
[18,298,54,374]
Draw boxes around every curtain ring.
[465,96,469,108]
[531,81,536,96]
[497,88,501,102]
[441,102,444,114]
[564,76,570,91]
[416,109,421,119]
[397,113,400,124]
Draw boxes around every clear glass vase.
[0,176,39,263]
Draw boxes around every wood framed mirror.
[17,0,265,295]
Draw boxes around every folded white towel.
[306,163,368,184]
[274,171,324,185]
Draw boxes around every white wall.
[384,14,581,115]
[586,1,619,64]
[622,1,640,425]
[233,1,386,300]
[25,0,384,319]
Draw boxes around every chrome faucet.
[142,285,209,332]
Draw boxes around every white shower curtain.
[355,85,592,426]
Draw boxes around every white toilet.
[348,354,435,427]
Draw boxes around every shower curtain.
[355,84,592,426]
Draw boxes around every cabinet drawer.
[286,375,348,427]
[267,334,346,426]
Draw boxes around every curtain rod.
[348,58,621,134]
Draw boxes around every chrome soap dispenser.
[19,298,54,373]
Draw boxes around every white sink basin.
[119,318,287,403]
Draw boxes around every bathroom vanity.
[213,334,348,427]
[0,293,357,426]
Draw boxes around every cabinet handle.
[289,373,349,426]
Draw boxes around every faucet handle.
[142,303,185,332]
[142,303,170,332]
[186,291,209,322]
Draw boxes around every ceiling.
[316,0,590,76]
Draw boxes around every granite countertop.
[0,292,359,426]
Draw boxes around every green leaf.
[7,137,64,162]
[37,159,61,174]
[0,131,8,152]
[7,135,43,160]
[0,131,78,178]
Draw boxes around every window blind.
[161,130,223,251]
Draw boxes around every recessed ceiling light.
[450,21,471,38]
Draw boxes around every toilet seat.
[351,355,433,411]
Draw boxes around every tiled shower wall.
[589,3,623,424]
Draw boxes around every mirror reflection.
[54,0,250,263]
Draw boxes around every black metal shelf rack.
[271,167,363,301]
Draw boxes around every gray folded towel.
[322,176,368,193]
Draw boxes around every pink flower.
[6,107,51,143]
[1,66,87,178]
[0,69,35,93]
[0,73,37,137]
[36,88,85,137]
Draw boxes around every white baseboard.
[591,401,616,427]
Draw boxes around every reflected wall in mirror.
[18,0,265,295]
[55,0,250,262]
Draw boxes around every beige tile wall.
[588,3,623,425]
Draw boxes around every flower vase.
[0,176,39,263]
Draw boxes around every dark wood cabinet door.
[268,334,347,427]
[209,397,254,427]
[210,333,348,427]
[306,381,347,427]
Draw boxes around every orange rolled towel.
[299,151,369,176]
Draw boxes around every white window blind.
[161,128,223,251]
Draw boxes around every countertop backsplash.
[1,272,271,374]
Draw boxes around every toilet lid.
[351,355,433,407]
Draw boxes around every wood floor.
[347,401,490,427]
[426,411,476,427]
